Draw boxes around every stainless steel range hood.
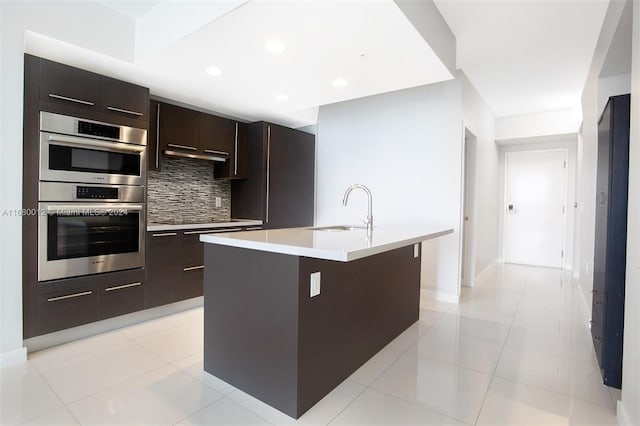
[163,149,227,162]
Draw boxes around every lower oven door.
[38,202,145,281]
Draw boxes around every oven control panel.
[76,186,119,200]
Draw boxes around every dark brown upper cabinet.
[99,76,149,124]
[36,56,149,128]
[39,59,100,114]
[149,100,247,176]
[231,122,315,229]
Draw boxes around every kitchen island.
[200,225,453,418]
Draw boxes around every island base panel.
[203,244,421,418]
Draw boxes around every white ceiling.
[434,0,610,118]
[28,0,453,128]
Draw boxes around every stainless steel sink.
[309,225,367,232]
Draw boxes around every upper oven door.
[39,132,146,185]
[38,202,145,281]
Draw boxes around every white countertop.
[200,225,453,262]
[147,220,263,232]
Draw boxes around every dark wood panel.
[180,268,204,300]
[266,124,315,228]
[231,122,267,219]
[297,245,420,414]
[36,284,99,335]
[98,269,146,320]
[100,76,149,127]
[145,231,180,308]
[39,57,100,112]
[148,100,160,170]
[23,54,41,339]
[199,113,235,155]
[180,232,204,268]
[158,102,200,151]
[214,121,248,180]
[204,245,300,418]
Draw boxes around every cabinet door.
[40,58,100,113]
[200,113,235,156]
[98,269,145,320]
[265,125,315,228]
[100,77,149,126]
[158,103,200,152]
[36,284,98,335]
[148,100,161,170]
[214,121,248,179]
[146,231,180,308]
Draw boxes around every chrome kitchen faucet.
[342,184,373,236]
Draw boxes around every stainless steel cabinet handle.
[105,282,142,292]
[203,149,229,156]
[245,227,262,231]
[48,93,95,106]
[167,143,197,151]
[48,134,145,153]
[107,106,143,116]
[152,232,177,237]
[48,290,93,302]
[234,122,239,175]
[184,265,204,272]
[266,126,271,224]
[156,103,160,168]
[184,228,241,235]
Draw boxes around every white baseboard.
[420,289,459,304]
[0,347,27,367]
[617,400,634,426]
[24,297,203,353]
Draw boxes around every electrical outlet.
[215,197,222,208]
[310,272,321,297]
[414,243,419,258]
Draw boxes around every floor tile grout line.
[324,381,369,425]
[222,395,276,425]
[169,394,225,426]
[470,267,529,425]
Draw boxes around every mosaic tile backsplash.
[147,157,231,224]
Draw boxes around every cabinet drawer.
[180,267,204,300]
[40,59,100,111]
[100,77,149,125]
[36,285,98,334]
[180,230,205,268]
[98,270,145,319]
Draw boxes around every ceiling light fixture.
[333,78,348,88]
[265,40,286,53]
[205,66,222,76]
[275,94,288,102]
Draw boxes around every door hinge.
[561,250,564,258]
[562,205,565,214]
[563,161,567,168]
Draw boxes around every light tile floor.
[1,264,619,425]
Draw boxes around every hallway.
[1,264,618,425]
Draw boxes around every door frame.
[459,127,478,287]
[502,148,569,268]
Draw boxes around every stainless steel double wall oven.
[38,112,147,281]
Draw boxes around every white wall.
[460,72,498,279]
[496,136,578,272]
[316,81,464,300]
[495,108,581,141]
[619,2,640,424]
[597,73,631,116]
[0,1,135,366]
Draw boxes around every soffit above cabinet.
[22,0,453,128]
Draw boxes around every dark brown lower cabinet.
[179,230,206,300]
[28,268,145,338]
[146,231,180,308]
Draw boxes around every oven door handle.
[44,203,144,213]
[47,134,146,153]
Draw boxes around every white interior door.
[504,150,567,268]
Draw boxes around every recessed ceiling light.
[205,66,222,76]
[265,40,286,53]
[275,94,288,102]
[333,78,348,88]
